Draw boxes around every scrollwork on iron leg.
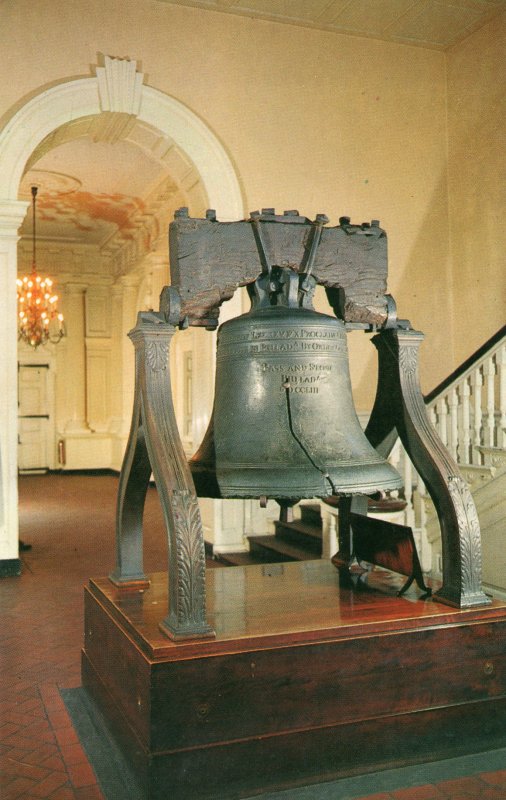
[130,313,215,640]
[163,490,211,637]
[371,329,490,608]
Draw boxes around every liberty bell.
[190,264,402,503]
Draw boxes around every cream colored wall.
[17,241,129,469]
[446,11,506,366]
[1,0,451,410]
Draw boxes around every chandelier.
[17,186,65,348]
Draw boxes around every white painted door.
[18,364,50,472]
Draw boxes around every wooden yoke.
[168,207,391,328]
[111,207,489,642]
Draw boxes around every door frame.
[18,346,57,472]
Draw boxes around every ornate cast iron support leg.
[366,328,490,609]
[109,362,151,588]
[111,311,215,640]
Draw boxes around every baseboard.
[45,468,120,477]
[0,558,22,577]
[483,583,506,601]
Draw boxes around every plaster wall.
[446,11,506,365]
[0,0,451,410]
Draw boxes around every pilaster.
[0,200,29,565]
[62,283,89,433]
[109,274,142,468]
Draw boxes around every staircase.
[214,326,506,589]
[215,503,323,566]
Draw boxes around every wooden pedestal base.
[82,562,506,800]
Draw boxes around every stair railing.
[392,325,506,574]
[425,325,506,464]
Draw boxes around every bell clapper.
[276,500,299,524]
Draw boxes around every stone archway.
[0,57,244,570]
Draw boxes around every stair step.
[479,446,506,473]
[459,464,495,486]
[274,519,322,552]
[299,503,322,525]
[214,551,259,567]
[248,535,320,563]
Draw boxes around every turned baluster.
[403,451,415,528]
[471,367,483,465]
[448,388,459,461]
[436,397,448,448]
[483,355,496,447]
[458,377,471,465]
[499,344,506,449]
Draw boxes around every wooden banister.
[425,324,506,404]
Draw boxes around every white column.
[138,252,169,311]
[62,282,89,433]
[119,275,140,431]
[0,200,29,566]
[321,506,339,560]
[109,274,141,469]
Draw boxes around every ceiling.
[162,0,505,50]
[18,0,504,264]
[20,142,172,247]
[18,123,186,266]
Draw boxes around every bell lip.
[214,489,402,500]
[215,472,402,499]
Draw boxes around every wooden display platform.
[82,561,506,800]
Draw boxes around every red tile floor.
[1,474,505,800]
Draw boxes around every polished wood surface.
[83,562,506,799]
[89,560,506,660]
[82,646,506,800]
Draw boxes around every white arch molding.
[0,66,245,568]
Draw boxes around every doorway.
[17,362,55,473]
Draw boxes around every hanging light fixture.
[17,186,65,348]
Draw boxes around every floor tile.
[26,772,69,798]
[391,784,446,799]
[66,760,98,788]
[480,770,506,787]
[2,776,38,800]
[436,776,487,795]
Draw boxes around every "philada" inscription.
[261,362,332,395]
